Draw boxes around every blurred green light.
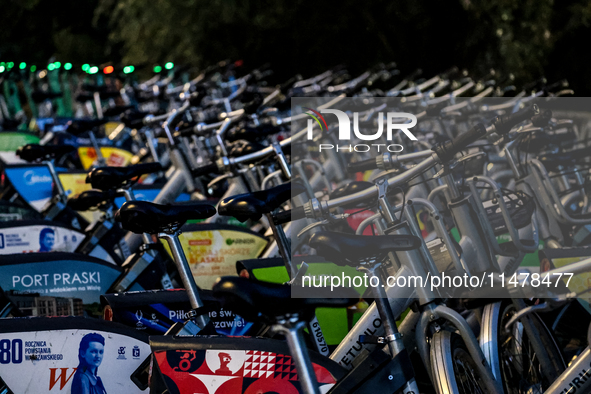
[64,63,72,70]
[7,62,14,69]
[153,66,162,73]
[164,62,174,70]
[47,64,55,71]
[89,66,99,74]
[30,65,36,72]
[54,61,61,69]
[123,65,136,74]
[82,64,90,72]
[0,66,5,73]
[0,62,4,67]
[19,62,26,70]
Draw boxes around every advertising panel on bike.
[0,324,150,393]
[0,253,122,304]
[0,221,84,254]
[162,224,267,289]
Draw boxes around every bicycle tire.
[480,301,566,394]
[430,330,492,394]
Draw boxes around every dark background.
[2,0,591,94]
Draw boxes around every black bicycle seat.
[115,200,217,234]
[218,181,306,222]
[65,118,109,135]
[31,90,63,103]
[67,189,116,211]
[212,276,359,324]
[16,144,76,162]
[87,162,163,191]
[309,231,422,266]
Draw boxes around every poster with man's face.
[0,329,150,393]
[0,224,83,254]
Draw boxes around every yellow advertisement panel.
[59,172,92,196]
[78,146,134,170]
[58,172,100,223]
[163,224,268,289]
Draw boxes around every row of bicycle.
[0,62,590,394]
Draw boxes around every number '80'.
[0,339,23,364]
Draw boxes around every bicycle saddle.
[65,118,109,135]
[212,276,359,324]
[31,90,63,103]
[309,231,422,266]
[87,162,163,190]
[16,143,76,162]
[67,189,116,211]
[115,200,217,234]
[218,181,306,222]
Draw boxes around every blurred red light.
[104,66,114,74]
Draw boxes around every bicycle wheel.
[431,330,491,394]
[480,301,566,394]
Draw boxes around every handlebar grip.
[120,110,150,129]
[191,162,219,178]
[273,206,306,225]
[493,105,540,135]
[347,157,378,173]
[531,109,552,127]
[433,123,487,162]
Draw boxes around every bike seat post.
[159,231,209,329]
[143,129,160,163]
[273,318,320,394]
[43,159,67,201]
[88,130,106,166]
[358,262,403,358]
[272,142,291,180]
[265,212,297,278]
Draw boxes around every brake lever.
[207,173,233,189]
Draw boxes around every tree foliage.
[3,0,591,92]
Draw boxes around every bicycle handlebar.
[531,109,553,127]
[273,206,306,225]
[432,123,487,162]
[347,157,378,173]
[493,104,539,135]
